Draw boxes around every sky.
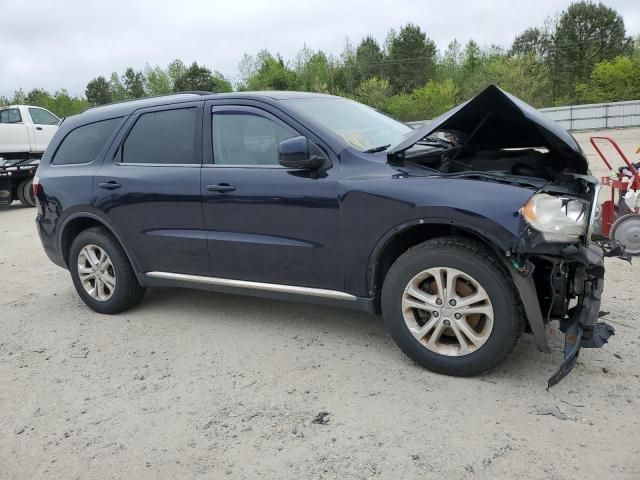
[0,0,638,98]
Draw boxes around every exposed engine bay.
[406,145,570,182]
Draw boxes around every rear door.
[27,107,60,153]
[200,100,343,290]
[94,101,209,276]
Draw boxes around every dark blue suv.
[35,85,620,385]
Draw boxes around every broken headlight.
[521,193,589,242]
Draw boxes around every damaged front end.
[512,174,629,388]
[387,85,630,386]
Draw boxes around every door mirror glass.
[278,136,325,170]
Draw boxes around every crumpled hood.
[387,85,589,174]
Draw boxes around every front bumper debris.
[545,240,627,388]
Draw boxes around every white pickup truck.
[0,105,60,207]
[0,105,60,156]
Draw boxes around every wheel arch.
[58,213,140,273]
[367,218,513,304]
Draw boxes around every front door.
[93,102,209,276]
[200,102,343,291]
[27,107,60,153]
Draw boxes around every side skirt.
[140,271,377,313]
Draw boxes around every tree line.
[1,1,638,121]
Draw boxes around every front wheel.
[381,237,523,376]
[69,227,145,314]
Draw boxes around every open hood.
[387,85,588,174]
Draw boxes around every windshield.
[282,97,412,152]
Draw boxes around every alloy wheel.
[77,244,116,301]
[401,267,494,356]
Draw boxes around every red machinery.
[590,136,640,255]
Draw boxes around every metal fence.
[409,99,640,132]
[540,100,640,131]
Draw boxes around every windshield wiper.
[363,144,390,154]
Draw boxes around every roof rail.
[85,91,215,111]
[175,91,215,95]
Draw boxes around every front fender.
[340,176,535,297]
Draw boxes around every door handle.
[98,181,121,190]
[36,126,43,131]
[206,183,235,193]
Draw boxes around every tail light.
[32,176,39,196]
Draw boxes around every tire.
[15,180,26,205]
[69,227,145,314]
[20,178,36,207]
[610,213,640,256]
[381,236,523,377]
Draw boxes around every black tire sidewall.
[16,179,26,204]
[382,242,520,376]
[21,179,35,207]
[69,228,141,314]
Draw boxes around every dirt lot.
[1,128,640,479]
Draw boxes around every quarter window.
[121,108,198,165]
[28,107,59,125]
[212,111,295,166]
[53,118,122,165]
[0,109,22,124]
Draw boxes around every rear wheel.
[15,180,26,204]
[20,178,36,207]
[69,227,145,314]
[381,237,523,376]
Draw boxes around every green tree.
[109,72,127,101]
[172,62,233,92]
[412,79,458,119]
[332,38,359,95]
[85,76,112,105]
[167,59,187,90]
[294,47,331,92]
[385,23,437,93]
[484,54,552,107]
[575,55,640,103]
[355,36,384,82]
[384,93,420,121]
[144,64,172,95]
[355,77,391,110]
[122,68,145,98]
[245,52,296,91]
[25,89,52,107]
[510,27,551,60]
[11,89,26,105]
[210,71,233,93]
[48,90,89,116]
[173,62,214,92]
[551,1,633,100]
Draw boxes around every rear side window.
[0,109,22,124]
[121,108,198,164]
[53,118,121,165]
[29,107,59,125]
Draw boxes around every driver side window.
[212,110,296,166]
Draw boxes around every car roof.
[76,91,338,124]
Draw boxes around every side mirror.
[278,136,325,170]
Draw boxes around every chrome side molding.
[145,271,357,301]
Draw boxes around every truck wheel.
[69,227,145,314]
[20,179,36,207]
[381,237,523,377]
[15,180,26,205]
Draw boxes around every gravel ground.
[1,128,640,479]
